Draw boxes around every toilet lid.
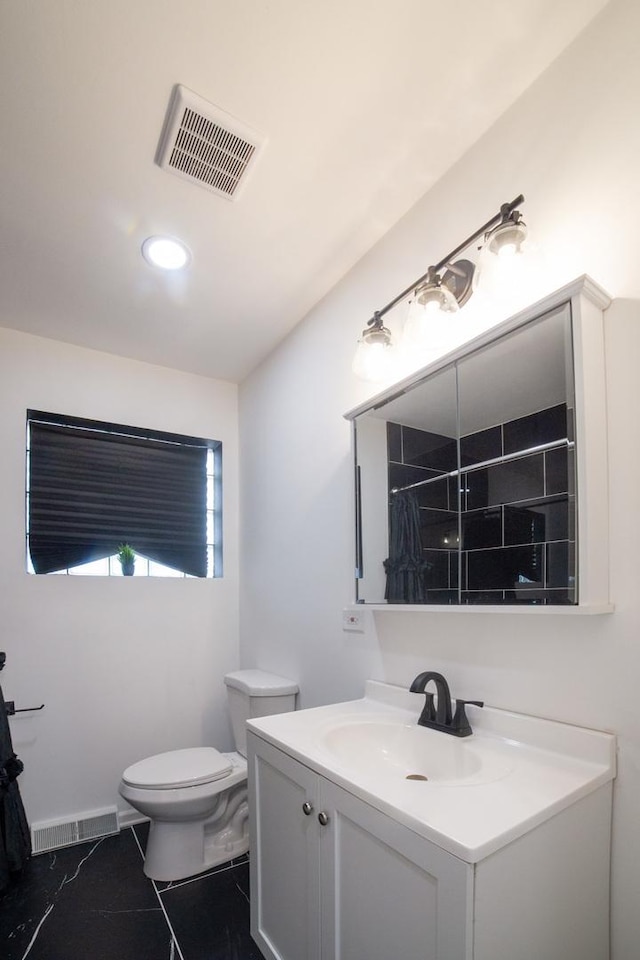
[122,747,232,789]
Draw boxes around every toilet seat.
[122,747,232,790]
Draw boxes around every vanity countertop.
[247,680,616,863]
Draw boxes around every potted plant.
[117,543,136,576]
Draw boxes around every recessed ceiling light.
[141,235,191,270]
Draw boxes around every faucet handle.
[451,699,484,737]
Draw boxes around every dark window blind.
[28,413,211,577]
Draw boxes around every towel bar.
[5,702,45,716]
[0,654,45,714]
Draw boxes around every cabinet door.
[248,734,321,960]
[318,778,472,960]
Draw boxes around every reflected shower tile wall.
[466,544,544,591]
[504,498,569,544]
[547,540,571,588]
[387,421,402,463]
[460,402,573,599]
[422,550,450,589]
[386,403,574,603]
[387,421,457,598]
[465,454,544,510]
[461,507,502,551]
[545,446,569,495]
[400,424,457,472]
[503,403,567,454]
[459,424,502,466]
[388,463,450,509]
[418,509,458,550]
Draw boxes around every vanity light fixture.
[351,313,394,382]
[141,235,191,271]
[483,213,527,257]
[353,195,526,380]
[414,266,460,316]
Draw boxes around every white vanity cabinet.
[248,723,613,960]
[248,733,469,960]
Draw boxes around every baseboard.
[117,808,150,830]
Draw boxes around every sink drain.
[406,774,429,781]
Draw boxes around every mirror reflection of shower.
[352,301,576,606]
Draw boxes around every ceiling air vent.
[155,85,266,201]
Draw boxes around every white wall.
[0,327,239,825]
[239,1,640,956]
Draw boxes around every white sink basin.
[247,680,616,862]
[320,717,512,785]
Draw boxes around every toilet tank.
[224,670,298,758]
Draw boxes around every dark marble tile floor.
[1,823,262,960]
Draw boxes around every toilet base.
[143,812,249,882]
[140,774,250,882]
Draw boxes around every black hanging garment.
[384,490,430,603]
[0,682,31,892]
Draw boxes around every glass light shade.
[473,223,540,311]
[400,281,459,352]
[485,218,528,257]
[352,325,393,382]
[142,235,191,270]
[415,280,459,316]
[400,306,455,360]
[401,297,432,350]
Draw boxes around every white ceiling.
[0,0,608,383]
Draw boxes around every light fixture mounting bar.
[366,194,525,328]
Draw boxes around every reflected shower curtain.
[384,490,429,603]
[0,681,31,891]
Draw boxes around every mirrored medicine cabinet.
[345,277,612,611]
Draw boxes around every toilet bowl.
[118,670,298,882]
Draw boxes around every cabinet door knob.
[318,811,330,826]
[302,801,314,816]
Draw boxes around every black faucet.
[409,671,483,737]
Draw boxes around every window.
[26,411,222,578]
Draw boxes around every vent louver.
[31,807,119,854]
[156,85,265,200]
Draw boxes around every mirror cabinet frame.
[345,276,613,613]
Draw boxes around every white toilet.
[118,670,298,882]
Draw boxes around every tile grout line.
[158,856,250,893]
[130,828,186,960]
